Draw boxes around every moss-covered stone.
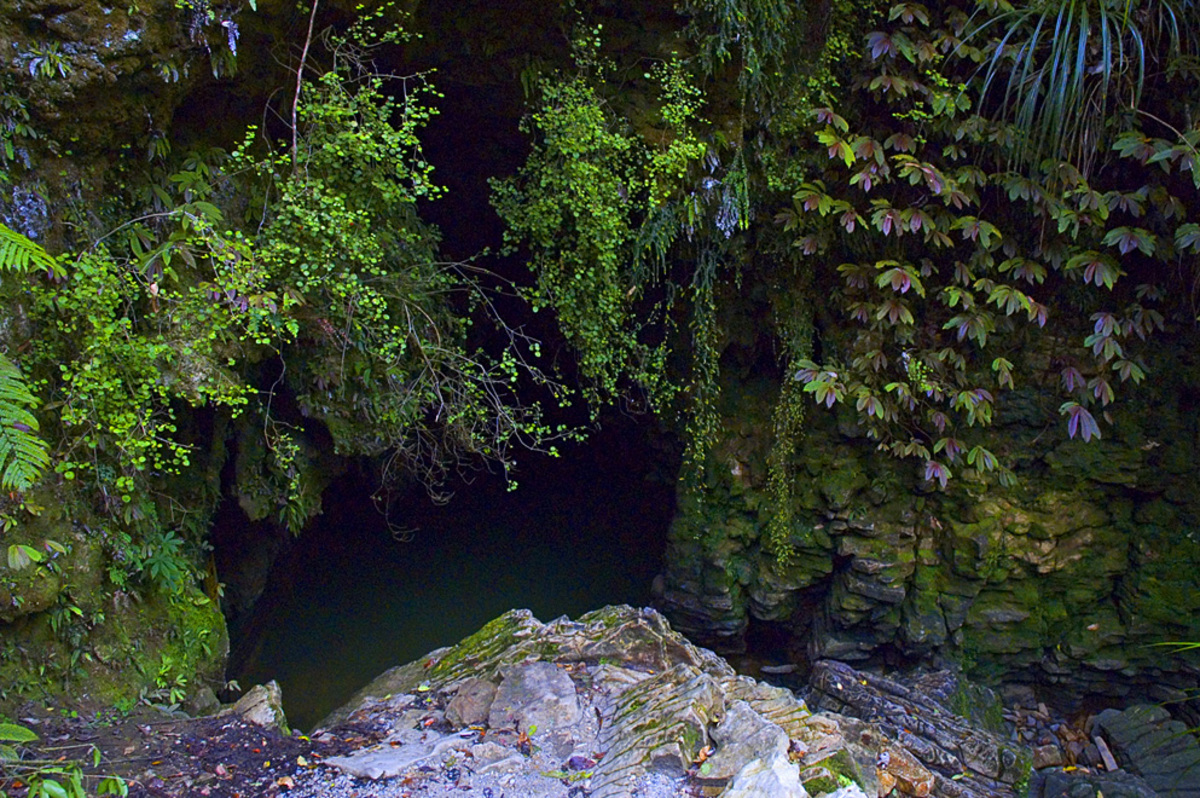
[658,319,1200,702]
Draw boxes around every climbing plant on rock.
[774,0,1200,487]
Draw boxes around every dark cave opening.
[208,0,693,731]
[220,412,678,730]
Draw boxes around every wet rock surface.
[1027,766,1157,798]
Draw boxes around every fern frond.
[0,223,62,278]
[0,354,49,492]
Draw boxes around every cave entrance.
[223,415,676,730]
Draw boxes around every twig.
[291,0,320,174]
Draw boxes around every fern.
[0,222,61,278]
[0,354,49,491]
[0,224,53,491]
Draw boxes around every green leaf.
[1102,226,1156,256]
[0,223,63,278]
[98,776,129,797]
[0,353,50,491]
[40,779,70,798]
[7,544,44,570]
[1064,251,1121,289]
[986,285,1031,316]
[0,721,39,742]
[1175,223,1200,253]
[1060,401,1101,441]
[966,445,997,471]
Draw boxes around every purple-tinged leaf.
[924,460,951,489]
[1060,366,1085,393]
[1060,402,1101,441]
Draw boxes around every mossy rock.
[0,566,63,622]
[0,581,227,712]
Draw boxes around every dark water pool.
[228,420,676,730]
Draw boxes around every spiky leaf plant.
[971,0,1198,173]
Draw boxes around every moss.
[1009,745,1034,795]
[947,677,1006,736]
[798,766,841,796]
[427,610,533,682]
[816,748,873,794]
[0,582,227,712]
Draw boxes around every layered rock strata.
[315,605,969,797]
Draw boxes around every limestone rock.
[0,567,62,623]
[656,366,1200,706]
[1032,743,1063,769]
[184,686,221,717]
[488,661,581,734]
[222,681,288,734]
[705,700,793,781]
[445,677,496,728]
[589,662,723,798]
[1027,766,1158,798]
[1094,704,1200,798]
[325,729,475,780]
[318,606,969,797]
[824,786,871,798]
[721,744,809,797]
[809,660,1025,797]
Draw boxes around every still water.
[229,421,675,730]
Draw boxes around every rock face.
[1093,704,1200,798]
[316,605,975,797]
[808,660,1027,798]
[1027,767,1157,798]
[658,344,1200,708]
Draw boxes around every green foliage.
[0,87,39,178]
[768,0,1197,485]
[493,27,712,411]
[968,0,1199,173]
[0,224,55,493]
[764,290,814,561]
[0,355,49,492]
[678,0,807,99]
[25,44,73,81]
[0,720,128,797]
[240,19,570,493]
[0,224,59,277]
[0,3,578,605]
[680,281,723,484]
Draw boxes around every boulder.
[445,677,496,728]
[1094,704,1200,798]
[487,661,581,734]
[221,681,288,734]
[317,606,932,796]
[809,660,1026,797]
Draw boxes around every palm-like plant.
[968,0,1199,174]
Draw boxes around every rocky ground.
[3,606,1199,798]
